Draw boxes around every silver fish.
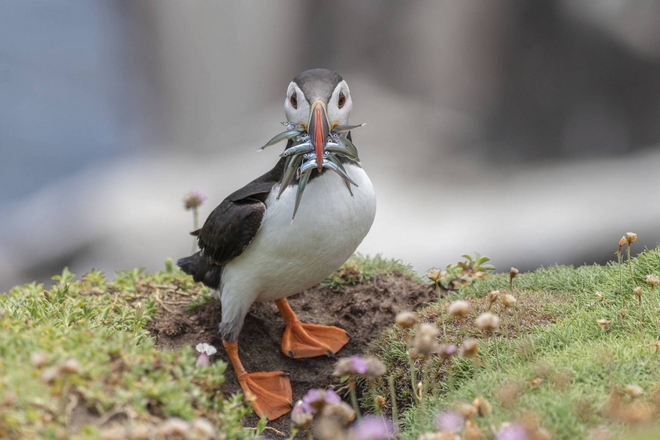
[277,154,304,199]
[260,129,303,150]
[326,155,354,196]
[333,123,365,133]
[281,122,305,131]
[334,135,360,161]
[324,142,358,162]
[297,158,319,177]
[322,158,358,187]
[280,142,314,158]
[293,168,313,219]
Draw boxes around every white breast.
[220,163,376,307]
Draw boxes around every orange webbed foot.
[281,321,350,359]
[237,371,293,421]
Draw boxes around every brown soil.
[147,272,434,437]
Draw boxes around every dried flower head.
[30,352,49,368]
[395,311,417,329]
[620,309,627,319]
[60,358,81,374]
[413,323,439,357]
[302,388,341,413]
[351,415,394,440]
[291,400,314,430]
[618,236,627,249]
[448,300,470,318]
[509,267,519,279]
[625,232,637,245]
[597,319,612,331]
[427,268,442,282]
[473,397,492,417]
[463,422,484,440]
[456,403,477,420]
[475,312,500,332]
[157,418,190,437]
[183,189,208,211]
[633,286,642,298]
[488,290,500,304]
[624,384,643,398]
[460,339,479,358]
[190,418,216,439]
[365,357,387,378]
[321,401,356,426]
[595,292,604,301]
[334,356,369,376]
[646,274,659,288]
[502,294,517,308]
[435,411,463,433]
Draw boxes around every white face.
[284,80,353,128]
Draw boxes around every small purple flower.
[183,189,208,210]
[290,400,313,430]
[497,424,528,440]
[438,344,458,359]
[352,416,394,440]
[435,411,463,433]
[195,343,217,367]
[302,388,341,413]
[334,355,369,376]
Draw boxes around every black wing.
[195,154,287,265]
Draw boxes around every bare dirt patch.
[146,272,435,437]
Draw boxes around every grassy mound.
[362,246,660,439]
[0,265,252,439]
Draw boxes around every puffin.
[177,68,376,420]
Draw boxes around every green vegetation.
[362,245,660,439]
[0,265,251,439]
[322,253,419,289]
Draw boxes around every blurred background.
[2,0,660,291]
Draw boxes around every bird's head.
[284,69,353,171]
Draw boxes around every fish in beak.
[307,101,329,172]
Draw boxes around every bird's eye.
[338,92,346,109]
[290,92,298,109]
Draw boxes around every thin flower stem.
[653,286,659,339]
[421,359,429,413]
[349,377,361,420]
[409,356,419,404]
[370,381,381,415]
[191,208,200,254]
[628,245,634,286]
[389,375,399,435]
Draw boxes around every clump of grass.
[322,253,418,289]
[0,266,250,439]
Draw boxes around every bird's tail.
[177,252,222,289]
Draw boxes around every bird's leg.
[222,341,292,420]
[275,298,350,359]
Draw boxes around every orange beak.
[308,101,329,172]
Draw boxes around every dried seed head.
[596,292,604,301]
[426,268,442,282]
[321,401,356,426]
[502,294,517,308]
[30,352,49,368]
[646,274,659,288]
[473,397,491,417]
[633,286,642,297]
[376,396,386,408]
[531,378,543,387]
[448,300,470,318]
[597,319,612,331]
[134,302,144,322]
[475,312,500,332]
[183,190,208,210]
[624,384,643,398]
[509,267,519,279]
[620,309,627,319]
[291,401,314,430]
[395,311,417,329]
[456,403,477,420]
[460,339,479,358]
[60,358,81,374]
[413,323,439,357]
[625,232,637,244]
[365,357,387,378]
[157,418,189,437]
[618,236,627,249]
[463,422,484,440]
[190,418,216,440]
[488,290,500,303]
